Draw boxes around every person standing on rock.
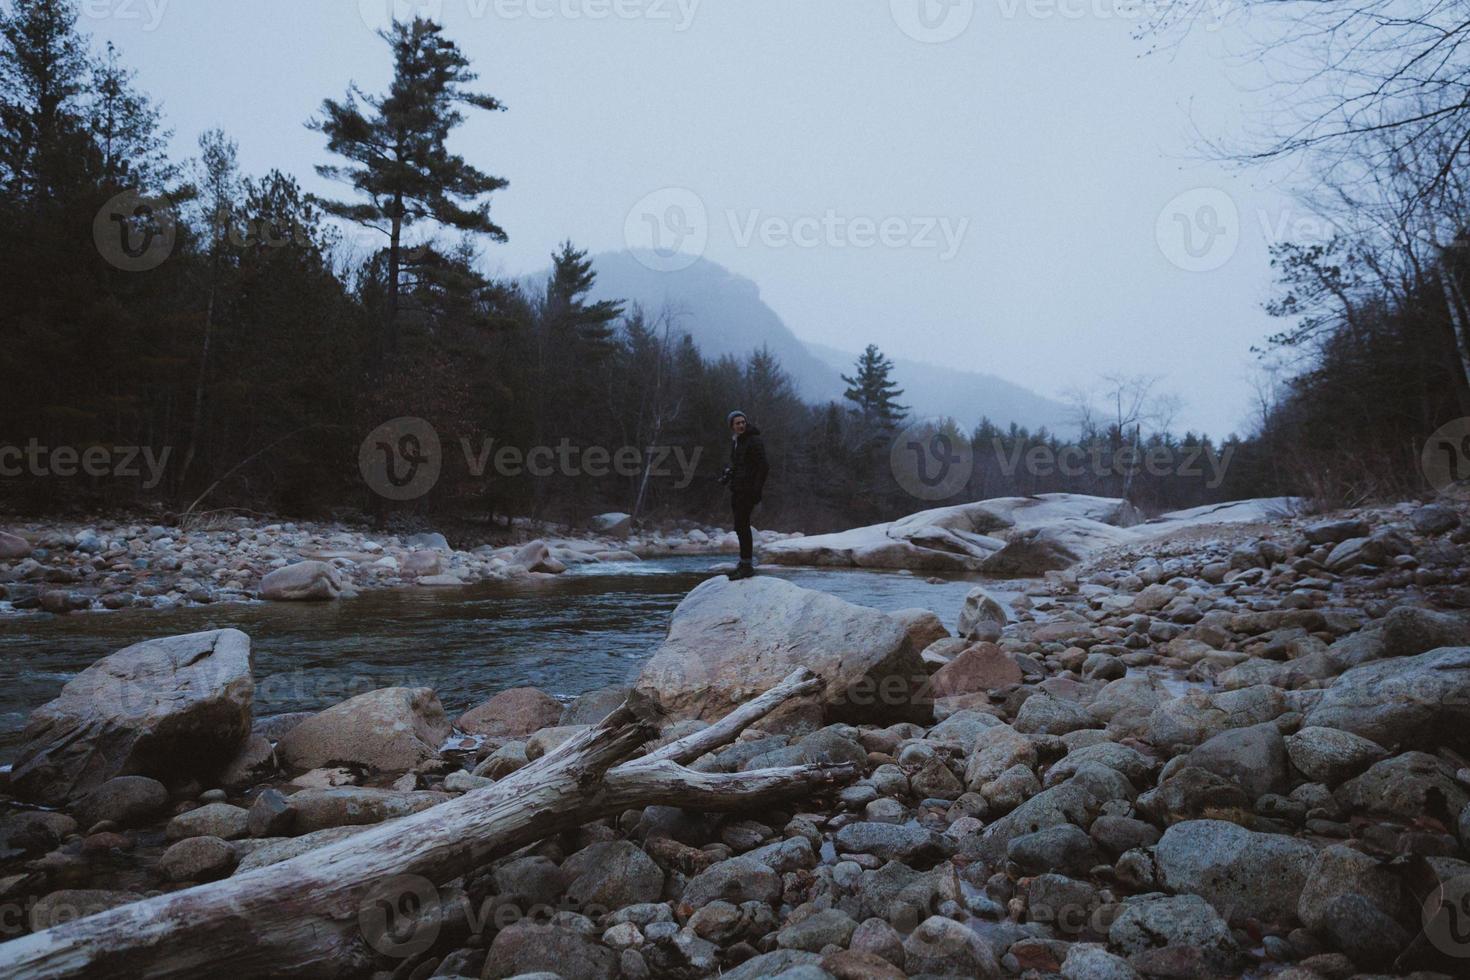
[721,410,768,580]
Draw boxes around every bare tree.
[1145,1,1470,203]
[1065,374,1183,499]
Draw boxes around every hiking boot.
[728,561,756,581]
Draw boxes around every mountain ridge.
[542,250,1072,433]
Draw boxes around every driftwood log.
[0,668,856,979]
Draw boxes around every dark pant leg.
[731,495,755,562]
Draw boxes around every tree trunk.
[1435,263,1470,415]
[177,278,216,497]
[386,208,402,359]
[0,670,852,979]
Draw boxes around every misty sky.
[85,0,1308,438]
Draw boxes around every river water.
[0,558,1026,764]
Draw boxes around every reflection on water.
[0,557,1024,763]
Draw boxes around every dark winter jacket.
[729,425,769,502]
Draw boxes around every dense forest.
[0,0,1461,537]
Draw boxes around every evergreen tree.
[841,343,908,430]
[89,40,170,188]
[309,16,508,357]
[543,241,624,345]
[0,0,91,200]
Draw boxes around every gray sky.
[87,0,1305,438]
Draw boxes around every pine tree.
[543,241,624,345]
[0,0,91,200]
[89,40,170,188]
[309,16,508,357]
[841,343,908,430]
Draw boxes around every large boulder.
[1304,519,1369,545]
[679,856,782,911]
[1182,722,1290,800]
[483,922,617,980]
[1379,606,1470,658]
[635,577,930,725]
[1014,692,1095,736]
[764,493,1136,571]
[930,642,1023,698]
[456,687,563,738]
[1303,647,1470,751]
[72,775,169,829]
[1108,893,1237,966]
[1324,529,1412,571]
[964,723,1036,790]
[1411,503,1460,535]
[277,687,450,772]
[590,512,633,537]
[286,787,450,833]
[11,629,254,804]
[561,840,664,911]
[510,539,561,573]
[259,561,342,601]
[1155,820,1317,925]
[957,587,1008,642]
[902,915,1000,977]
[889,607,950,653]
[971,782,1098,865]
[1284,727,1388,786]
[1297,844,1402,934]
[1333,752,1470,823]
[0,530,32,559]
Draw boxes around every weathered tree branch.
[0,671,854,979]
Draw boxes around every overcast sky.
[86,0,1307,438]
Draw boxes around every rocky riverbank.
[1,495,1469,978]
[0,515,801,617]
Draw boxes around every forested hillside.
[0,0,1458,536]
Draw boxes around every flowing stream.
[0,557,1027,764]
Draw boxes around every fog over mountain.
[571,251,1072,433]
